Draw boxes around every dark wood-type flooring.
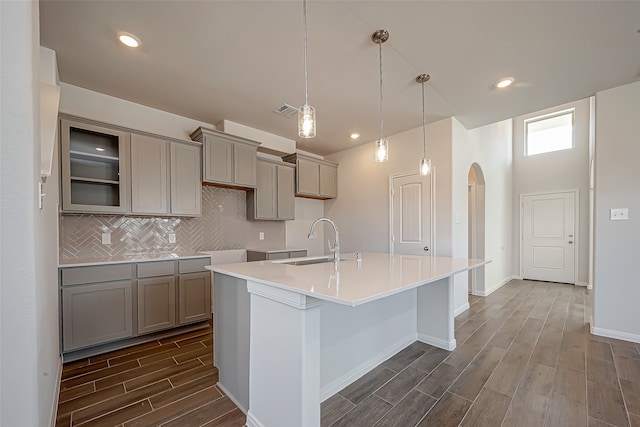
[55,280,640,426]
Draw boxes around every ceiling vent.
[273,103,298,118]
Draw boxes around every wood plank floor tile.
[330,394,392,427]
[552,366,587,403]
[161,396,237,427]
[200,408,246,427]
[374,366,427,405]
[89,340,162,364]
[589,417,621,427]
[614,355,640,382]
[621,379,640,416]
[485,358,527,397]
[448,346,506,401]
[546,395,587,426]
[94,358,176,391]
[61,360,140,391]
[173,343,211,364]
[55,412,71,427]
[150,374,220,409]
[123,386,225,427]
[158,328,210,345]
[199,353,214,365]
[174,331,212,347]
[381,341,428,373]
[62,360,109,380]
[517,363,556,399]
[58,384,125,417]
[75,399,153,427]
[410,347,450,374]
[459,388,511,427]
[71,380,172,425]
[124,359,202,392]
[630,413,640,427]
[168,363,218,388]
[587,381,630,427]
[338,365,396,405]
[416,391,472,427]
[414,361,465,399]
[502,392,550,427]
[588,358,621,389]
[137,342,203,366]
[58,383,95,404]
[373,390,436,427]
[109,342,180,366]
[588,340,615,363]
[321,394,355,427]
[610,339,640,360]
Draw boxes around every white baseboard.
[591,326,640,344]
[49,356,63,427]
[417,333,456,351]
[576,281,589,287]
[320,334,416,402]
[475,276,512,297]
[454,303,470,317]
[217,382,247,414]
[246,411,265,427]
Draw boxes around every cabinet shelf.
[70,150,120,164]
[70,176,120,185]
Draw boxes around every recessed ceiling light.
[350,133,360,140]
[496,77,514,89]
[118,32,140,48]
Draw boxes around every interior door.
[391,173,433,255]
[522,191,576,284]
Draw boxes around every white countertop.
[210,252,490,306]
[59,252,210,267]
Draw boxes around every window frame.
[524,108,575,157]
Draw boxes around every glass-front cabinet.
[61,118,130,213]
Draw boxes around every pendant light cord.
[421,81,427,157]
[303,0,309,105]
[378,40,384,141]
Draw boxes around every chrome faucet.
[308,217,340,263]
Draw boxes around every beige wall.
[593,80,640,341]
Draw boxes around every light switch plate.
[610,208,629,221]
[168,233,176,243]
[259,232,265,240]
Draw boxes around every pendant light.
[372,29,389,162]
[298,0,316,138]
[417,73,432,175]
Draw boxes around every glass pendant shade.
[375,139,389,162]
[419,157,431,176]
[298,104,316,138]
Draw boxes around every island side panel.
[416,276,456,350]
[319,288,417,400]
[246,282,322,427]
[213,272,250,412]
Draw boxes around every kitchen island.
[209,252,489,427]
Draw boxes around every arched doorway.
[468,163,486,294]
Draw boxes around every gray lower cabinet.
[137,276,176,335]
[62,280,134,352]
[178,272,212,325]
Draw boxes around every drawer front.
[288,250,308,258]
[178,257,210,274]
[61,264,132,286]
[136,261,176,278]
[266,252,289,260]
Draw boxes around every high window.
[525,109,574,156]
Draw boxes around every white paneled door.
[522,191,576,284]
[391,173,433,255]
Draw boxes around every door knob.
[568,241,574,244]
[424,246,429,252]
[569,234,574,237]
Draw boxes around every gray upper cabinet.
[130,134,169,214]
[170,142,202,216]
[282,153,338,200]
[60,118,130,213]
[247,159,295,221]
[190,127,260,189]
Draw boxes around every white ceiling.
[40,1,640,156]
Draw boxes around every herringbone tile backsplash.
[60,187,285,260]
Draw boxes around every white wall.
[1,2,60,425]
[592,80,640,342]
[59,83,214,141]
[452,119,513,298]
[512,98,591,285]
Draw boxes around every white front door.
[522,191,576,284]
[391,173,433,255]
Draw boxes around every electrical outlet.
[168,233,176,243]
[101,232,111,245]
[259,232,265,240]
[610,208,629,221]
